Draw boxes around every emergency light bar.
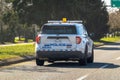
[48,20,83,23]
[67,20,83,23]
[48,21,62,23]
[48,18,82,23]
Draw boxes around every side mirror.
[82,34,87,38]
[89,33,94,37]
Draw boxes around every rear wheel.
[79,47,87,65]
[87,47,94,63]
[36,58,44,66]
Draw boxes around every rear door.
[40,25,77,51]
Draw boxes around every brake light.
[36,36,41,44]
[76,36,81,44]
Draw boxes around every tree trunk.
[0,24,4,44]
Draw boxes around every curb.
[94,43,104,48]
[0,55,35,67]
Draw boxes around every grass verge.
[100,36,120,43]
[94,36,120,45]
[0,44,35,60]
[0,36,119,60]
[14,37,33,43]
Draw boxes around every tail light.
[76,36,81,44]
[36,36,41,44]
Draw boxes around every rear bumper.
[36,51,84,61]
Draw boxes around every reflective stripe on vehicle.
[39,49,77,51]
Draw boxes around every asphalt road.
[0,42,120,80]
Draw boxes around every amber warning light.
[62,18,67,23]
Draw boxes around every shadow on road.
[95,42,120,50]
[45,62,120,69]
[95,41,120,50]
[95,47,120,50]
[0,65,64,73]
[99,40,120,45]
[0,62,119,73]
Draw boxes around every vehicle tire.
[79,47,88,65]
[87,47,94,63]
[36,58,44,66]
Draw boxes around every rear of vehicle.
[35,21,93,66]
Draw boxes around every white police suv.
[35,18,94,66]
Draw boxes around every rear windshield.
[41,25,77,34]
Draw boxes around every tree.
[12,0,109,40]
[0,0,6,44]
[108,10,120,36]
[1,0,19,43]
[3,11,19,43]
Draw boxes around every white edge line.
[76,64,109,80]
[100,64,109,69]
[116,57,120,60]
[76,74,89,80]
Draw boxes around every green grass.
[0,44,35,60]
[14,37,33,43]
[100,36,120,43]
[94,41,103,45]
[94,36,120,45]
[14,37,25,43]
